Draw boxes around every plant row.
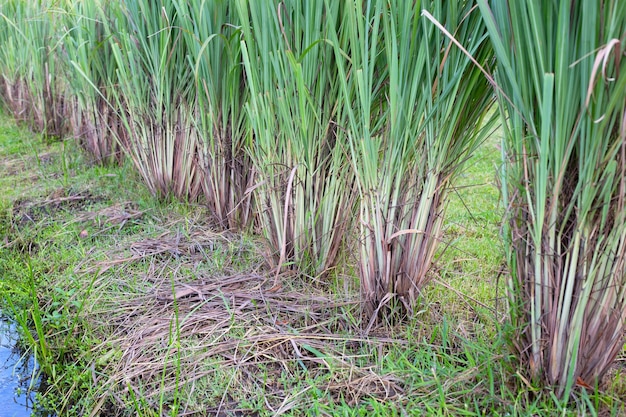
[0,0,625,402]
[0,0,495,314]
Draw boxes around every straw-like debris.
[76,225,233,276]
[75,202,144,228]
[95,271,404,414]
[75,224,407,415]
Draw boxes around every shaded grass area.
[0,114,624,415]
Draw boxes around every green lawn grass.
[0,113,624,416]
[430,133,504,331]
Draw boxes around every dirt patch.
[0,152,56,176]
[1,187,107,253]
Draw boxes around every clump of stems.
[327,0,495,317]
[174,1,254,229]
[98,0,203,200]
[479,0,626,399]
[61,0,124,165]
[0,0,67,138]
[237,0,356,277]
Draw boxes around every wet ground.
[0,317,39,416]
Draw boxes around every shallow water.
[0,317,39,417]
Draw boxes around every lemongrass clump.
[479,0,626,398]
[61,0,123,164]
[0,0,67,137]
[0,0,26,118]
[98,0,203,200]
[0,3,13,111]
[327,0,495,317]
[174,1,254,229]
[237,0,356,277]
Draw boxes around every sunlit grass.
[430,132,504,334]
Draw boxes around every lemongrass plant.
[478,0,626,399]
[28,2,67,138]
[0,0,22,113]
[99,0,202,200]
[326,0,495,317]
[0,0,67,137]
[236,0,356,277]
[173,1,254,229]
[61,0,123,164]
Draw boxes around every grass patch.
[427,132,504,335]
[0,114,624,415]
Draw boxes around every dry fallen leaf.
[576,376,593,389]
